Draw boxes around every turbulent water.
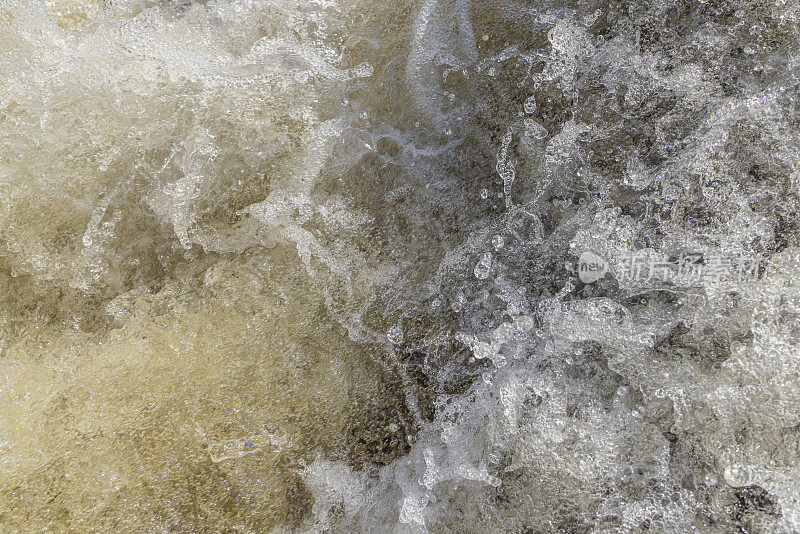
[2,0,800,532]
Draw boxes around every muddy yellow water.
[0,1,427,528]
[0,244,410,531]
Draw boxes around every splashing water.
[2,0,800,532]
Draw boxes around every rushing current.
[2,0,800,532]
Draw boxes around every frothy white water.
[2,0,800,532]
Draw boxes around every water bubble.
[723,465,753,487]
[474,252,493,280]
[492,235,505,250]
[515,316,534,331]
[451,293,465,312]
[524,118,548,139]
[350,62,373,78]
[387,323,404,344]
[473,341,493,359]
[523,95,537,114]
[491,323,514,344]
